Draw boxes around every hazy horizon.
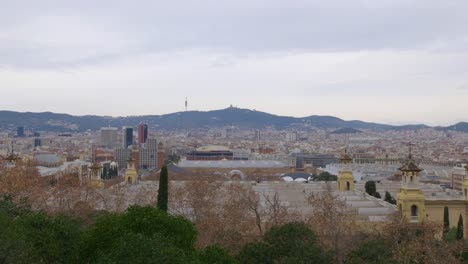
[0,106,464,127]
[1,1,467,126]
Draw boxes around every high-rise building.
[139,138,158,170]
[122,127,133,149]
[100,127,118,148]
[138,122,148,145]
[33,138,42,148]
[255,129,261,140]
[17,126,24,137]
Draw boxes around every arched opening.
[411,205,418,216]
[410,205,418,223]
[399,204,402,211]
[346,181,350,191]
[410,176,413,183]
[465,189,467,197]
[128,177,132,184]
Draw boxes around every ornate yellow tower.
[89,162,105,189]
[463,165,468,199]
[337,149,355,191]
[396,145,425,223]
[124,157,138,184]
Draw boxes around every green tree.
[347,239,397,264]
[443,206,450,237]
[0,197,239,264]
[79,206,197,263]
[444,228,458,242]
[456,214,464,240]
[0,196,82,264]
[365,181,376,196]
[238,222,329,263]
[384,191,396,205]
[198,245,238,264]
[237,242,272,263]
[157,166,169,212]
[373,192,381,199]
[18,213,82,263]
[0,198,32,263]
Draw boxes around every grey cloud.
[1,0,468,69]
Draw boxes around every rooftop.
[195,145,231,152]
[178,160,289,168]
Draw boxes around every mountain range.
[0,107,466,133]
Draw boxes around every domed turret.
[396,143,425,224]
[398,144,422,187]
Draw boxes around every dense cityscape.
[0,107,468,262]
[2,0,468,263]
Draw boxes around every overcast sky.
[1,0,467,125]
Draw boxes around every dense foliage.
[0,197,234,263]
[238,222,329,263]
[347,239,397,264]
[0,193,465,263]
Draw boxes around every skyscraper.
[122,126,133,149]
[138,122,148,145]
[100,127,118,148]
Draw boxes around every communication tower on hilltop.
[185,97,188,112]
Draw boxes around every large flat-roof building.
[186,145,234,161]
[291,153,337,169]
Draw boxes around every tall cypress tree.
[457,214,464,240]
[157,166,169,212]
[443,206,450,236]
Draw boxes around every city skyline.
[1,1,468,125]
